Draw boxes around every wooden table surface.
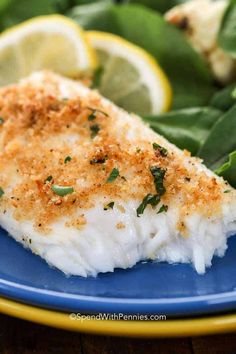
[0,314,235,353]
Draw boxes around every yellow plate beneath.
[1,297,236,337]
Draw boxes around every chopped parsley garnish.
[97,109,108,117]
[136,166,167,217]
[150,166,166,196]
[0,117,4,125]
[0,187,4,198]
[157,205,168,214]
[90,157,107,164]
[104,202,115,210]
[51,185,74,197]
[106,168,119,183]
[90,124,100,138]
[224,189,231,193]
[137,194,160,217]
[88,110,96,121]
[87,107,108,121]
[153,143,168,157]
[64,156,72,164]
[45,175,53,183]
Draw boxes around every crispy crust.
[0,73,230,232]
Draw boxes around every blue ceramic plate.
[0,227,236,317]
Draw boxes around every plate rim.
[1,277,236,316]
[1,296,236,337]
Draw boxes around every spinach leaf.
[71,4,215,109]
[0,0,11,13]
[218,0,236,57]
[124,0,188,13]
[215,151,236,188]
[73,0,112,3]
[50,0,72,13]
[0,0,113,30]
[0,0,54,31]
[198,104,236,169]
[143,107,222,155]
[210,83,236,111]
[68,1,113,30]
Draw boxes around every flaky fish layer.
[0,71,235,275]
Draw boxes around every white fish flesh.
[0,71,235,276]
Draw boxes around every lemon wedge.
[0,15,97,86]
[87,31,172,115]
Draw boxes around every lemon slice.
[87,31,172,115]
[0,15,97,86]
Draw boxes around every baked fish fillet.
[0,71,235,276]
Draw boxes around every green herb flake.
[150,166,166,196]
[104,202,115,210]
[106,168,119,183]
[99,110,108,117]
[64,156,72,164]
[136,166,167,217]
[153,143,168,157]
[51,185,74,197]
[224,189,231,193]
[157,204,168,214]
[45,175,53,183]
[0,117,4,125]
[88,110,96,121]
[0,187,4,198]
[90,124,100,138]
[87,107,108,122]
[136,194,160,217]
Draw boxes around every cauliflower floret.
[165,0,236,84]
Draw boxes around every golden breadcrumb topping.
[0,74,230,232]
